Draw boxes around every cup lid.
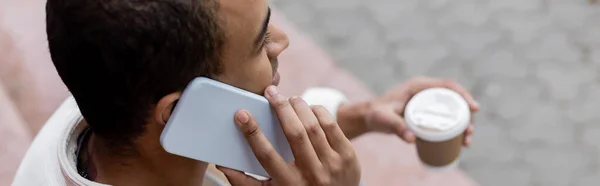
[404,88,471,142]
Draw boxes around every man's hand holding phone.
[217,86,361,186]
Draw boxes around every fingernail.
[237,111,249,124]
[266,86,279,97]
[474,101,480,108]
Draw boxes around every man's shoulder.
[12,97,84,186]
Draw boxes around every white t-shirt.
[12,88,348,186]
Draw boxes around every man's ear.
[154,92,181,126]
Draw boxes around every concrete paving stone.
[395,44,449,77]
[461,123,519,167]
[526,32,582,62]
[488,0,543,12]
[471,108,499,128]
[472,50,528,79]
[365,0,418,26]
[271,0,315,27]
[573,175,600,186]
[548,0,590,3]
[422,0,451,10]
[464,165,533,186]
[316,10,374,40]
[510,104,576,145]
[567,98,600,124]
[566,84,600,123]
[574,23,600,47]
[311,0,362,11]
[437,3,491,27]
[334,27,387,62]
[582,126,600,148]
[426,64,476,91]
[525,147,593,186]
[592,47,600,65]
[535,63,596,101]
[478,78,542,121]
[441,27,502,60]
[496,12,552,44]
[382,12,438,43]
[548,1,594,30]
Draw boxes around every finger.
[216,165,263,186]
[311,106,353,153]
[464,136,472,147]
[389,116,411,142]
[234,110,293,179]
[372,106,413,142]
[264,86,319,169]
[402,131,416,143]
[463,125,474,146]
[290,97,332,161]
[264,86,304,132]
[465,125,474,136]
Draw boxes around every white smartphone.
[160,77,294,177]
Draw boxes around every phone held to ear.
[160,77,293,178]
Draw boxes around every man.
[13,0,479,185]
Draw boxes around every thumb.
[216,166,263,186]
[369,105,406,133]
[387,115,416,143]
[370,105,416,143]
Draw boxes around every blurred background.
[1,0,600,185]
[272,0,600,185]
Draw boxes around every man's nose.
[266,25,289,58]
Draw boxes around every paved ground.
[273,0,600,185]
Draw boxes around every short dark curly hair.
[46,0,224,152]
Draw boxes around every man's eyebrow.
[254,7,271,50]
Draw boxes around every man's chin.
[272,72,281,86]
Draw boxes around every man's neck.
[88,134,208,186]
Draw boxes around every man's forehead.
[218,0,268,47]
[219,0,267,22]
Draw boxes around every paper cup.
[404,88,470,169]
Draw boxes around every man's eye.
[261,31,271,49]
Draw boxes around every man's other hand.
[365,76,479,146]
[338,76,479,146]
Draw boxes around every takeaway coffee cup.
[404,88,470,170]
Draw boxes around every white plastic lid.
[404,88,470,142]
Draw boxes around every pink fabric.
[0,0,69,134]
[0,82,32,186]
